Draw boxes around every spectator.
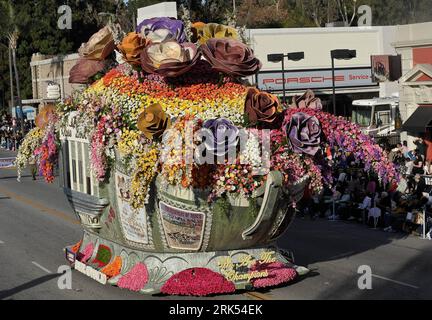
[414,136,427,161]
[366,175,377,195]
[401,140,410,158]
[424,132,432,172]
[413,174,426,199]
[412,149,424,175]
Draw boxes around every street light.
[267,52,305,103]
[330,49,356,115]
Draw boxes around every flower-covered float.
[16,17,399,296]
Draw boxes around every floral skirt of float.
[63,169,310,296]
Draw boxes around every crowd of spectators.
[0,112,34,151]
[299,135,432,239]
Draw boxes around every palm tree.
[0,0,24,135]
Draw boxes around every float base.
[64,232,309,296]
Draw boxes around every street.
[1,148,431,300]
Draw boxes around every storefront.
[255,66,379,116]
[392,22,432,149]
[247,26,398,115]
[399,64,432,157]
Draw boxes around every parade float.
[16,17,399,296]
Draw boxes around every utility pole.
[8,45,14,118]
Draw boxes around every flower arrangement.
[15,127,44,181]
[130,145,159,208]
[283,107,399,185]
[251,262,298,288]
[90,116,109,181]
[117,262,149,291]
[18,16,398,211]
[160,268,236,296]
[34,129,58,183]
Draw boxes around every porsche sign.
[256,67,376,92]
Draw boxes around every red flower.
[251,262,297,288]
[161,268,235,296]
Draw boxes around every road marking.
[32,261,53,274]
[243,291,272,300]
[0,186,79,225]
[372,274,419,289]
[0,240,4,244]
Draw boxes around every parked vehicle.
[352,97,401,145]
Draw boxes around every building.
[247,26,399,116]
[392,22,432,149]
[22,53,82,111]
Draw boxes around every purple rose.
[136,17,186,43]
[203,118,239,157]
[285,112,321,156]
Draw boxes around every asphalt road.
[1,148,431,300]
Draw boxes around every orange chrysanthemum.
[100,256,122,278]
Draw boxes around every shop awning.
[402,106,432,133]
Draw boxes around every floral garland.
[130,146,159,208]
[283,108,399,185]
[160,115,202,188]
[90,115,115,181]
[15,127,44,181]
[34,125,59,183]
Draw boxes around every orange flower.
[137,103,171,139]
[100,256,122,278]
[244,87,279,125]
[70,240,82,254]
[117,32,148,66]
[181,175,190,188]
[35,104,56,129]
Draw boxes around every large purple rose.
[136,17,186,43]
[203,118,239,157]
[285,112,322,156]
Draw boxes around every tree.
[289,0,357,27]
[0,0,128,104]
[0,0,24,133]
[237,0,290,28]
